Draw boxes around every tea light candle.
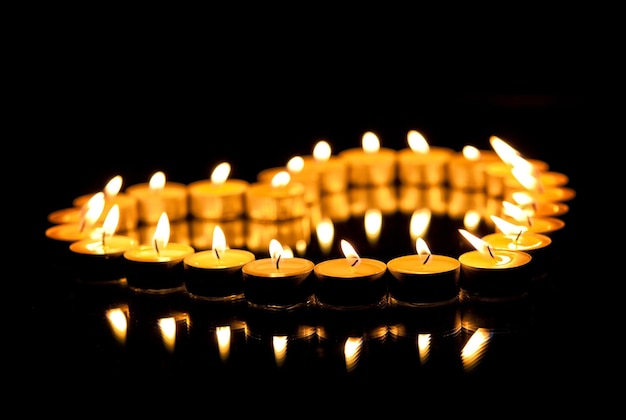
[123,212,195,294]
[301,140,348,193]
[339,131,397,187]
[69,204,139,283]
[458,229,532,301]
[447,146,501,190]
[387,238,461,306]
[72,175,139,232]
[396,130,454,186]
[498,200,566,236]
[188,162,249,220]
[241,239,315,310]
[245,171,307,221]
[313,239,388,309]
[126,171,188,224]
[257,156,320,204]
[183,225,255,302]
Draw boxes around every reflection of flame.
[364,208,382,246]
[149,171,166,191]
[216,326,231,363]
[159,317,177,354]
[407,130,429,154]
[461,328,492,372]
[316,218,334,255]
[313,140,332,162]
[362,131,380,154]
[502,200,531,224]
[273,335,288,368]
[211,162,231,185]
[106,307,128,346]
[463,210,482,232]
[344,336,363,373]
[490,215,528,236]
[417,333,431,365]
[410,208,431,241]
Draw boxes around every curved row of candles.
[44,131,574,309]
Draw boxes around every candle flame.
[340,239,361,268]
[149,171,166,191]
[502,200,531,224]
[101,204,120,245]
[489,136,520,165]
[271,171,291,187]
[415,237,432,265]
[490,215,528,236]
[80,192,105,232]
[462,145,481,161]
[511,165,543,191]
[407,130,429,154]
[313,140,332,162]
[362,131,380,154]
[212,225,227,259]
[211,162,231,185]
[153,212,170,255]
[269,239,284,269]
[287,156,304,173]
[103,175,123,198]
[459,229,495,260]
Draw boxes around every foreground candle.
[69,204,138,284]
[188,162,249,220]
[126,171,188,224]
[457,229,532,301]
[387,238,460,306]
[241,239,315,310]
[183,225,255,302]
[123,212,195,294]
[313,239,387,309]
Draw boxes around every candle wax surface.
[188,179,249,196]
[185,249,255,269]
[70,235,138,255]
[481,232,552,252]
[314,258,386,279]
[459,249,531,269]
[242,258,314,277]
[124,243,195,262]
[45,224,103,242]
[387,254,460,275]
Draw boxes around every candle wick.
[515,230,523,243]
[215,248,221,260]
[154,239,160,256]
[276,255,281,270]
[351,257,359,267]
[423,253,431,265]
[102,231,106,247]
[79,219,85,233]
[527,215,533,226]
[487,245,496,260]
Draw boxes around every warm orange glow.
[103,175,123,197]
[210,162,231,185]
[407,130,429,154]
[461,327,492,372]
[212,225,227,256]
[459,229,494,260]
[417,333,431,364]
[316,218,334,255]
[462,145,481,161]
[362,131,381,154]
[364,208,382,245]
[271,170,291,187]
[158,316,176,353]
[287,156,304,173]
[106,307,128,346]
[489,136,520,165]
[340,239,361,269]
[511,166,542,191]
[269,239,284,264]
[490,215,528,236]
[153,212,170,253]
[82,192,105,230]
[415,237,432,265]
[149,171,166,191]
[463,210,482,232]
[502,200,530,222]
[102,204,120,242]
[410,208,431,240]
[273,335,288,368]
[216,325,231,362]
[313,140,332,162]
[344,336,363,373]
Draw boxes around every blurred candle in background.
[396,130,453,186]
[188,162,249,220]
[339,131,397,187]
[126,171,188,224]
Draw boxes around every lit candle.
[481,215,553,281]
[72,175,139,232]
[126,171,188,224]
[313,239,388,309]
[123,212,195,294]
[447,145,501,190]
[396,130,454,186]
[457,229,532,301]
[241,239,315,310]
[507,192,569,218]
[301,140,348,193]
[339,131,397,187]
[387,237,461,306]
[183,225,255,302]
[258,156,320,205]
[245,170,307,221]
[499,200,565,236]
[69,204,138,284]
[188,162,249,220]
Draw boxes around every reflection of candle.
[69,204,138,283]
[447,146,501,190]
[387,238,461,306]
[126,171,188,224]
[188,162,249,220]
[348,185,397,216]
[339,131,397,187]
[241,239,315,310]
[396,130,454,186]
[313,239,387,309]
[245,216,311,255]
[123,212,195,294]
[458,229,532,301]
[183,225,255,302]
[245,171,306,221]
